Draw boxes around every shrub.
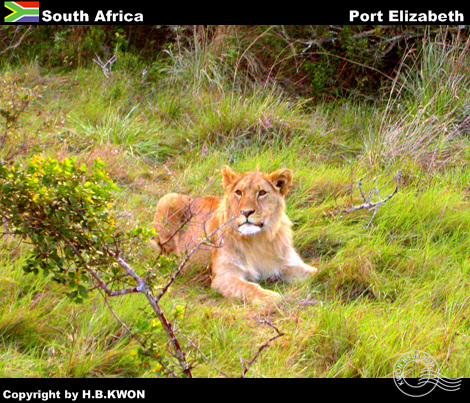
[0,156,124,300]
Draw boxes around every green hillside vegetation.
[1,26,470,377]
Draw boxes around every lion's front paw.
[251,289,282,304]
[303,264,318,275]
[282,264,318,283]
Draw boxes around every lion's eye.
[258,190,267,197]
[235,189,242,196]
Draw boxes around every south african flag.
[5,1,39,23]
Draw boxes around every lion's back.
[170,195,221,255]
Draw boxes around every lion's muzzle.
[237,219,264,236]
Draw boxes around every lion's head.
[220,166,293,237]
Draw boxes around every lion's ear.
[221,165,241,189]
[267,168,293,196]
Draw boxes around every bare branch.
[156,214,241,302]
[180,333,229,378]
[240,320,285,378]
[328,171,401,228]
[59,235,192,376]
[155,177,217,251]
[100,290,147,348]
[102,250,192,378]
[60,237,139,297]
[156,198,198,250]
[92,54,117,78]
[0,26,32,56]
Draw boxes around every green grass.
[2,35,470,378]
[0,251,142,377]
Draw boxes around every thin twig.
[0,26,32,56]
[156,214,241,302]
[240,320,285,378]
[180,333,229,378]
[163,164,182,191]
[100,290,147,347]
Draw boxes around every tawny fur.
[153,166,317,303]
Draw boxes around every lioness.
[153,166,317,303]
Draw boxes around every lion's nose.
[241,209,255,218]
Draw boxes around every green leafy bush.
[0,156,151,302]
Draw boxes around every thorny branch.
[78,244,194,378]
[114,254,193,378]
[102,212,264,377]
